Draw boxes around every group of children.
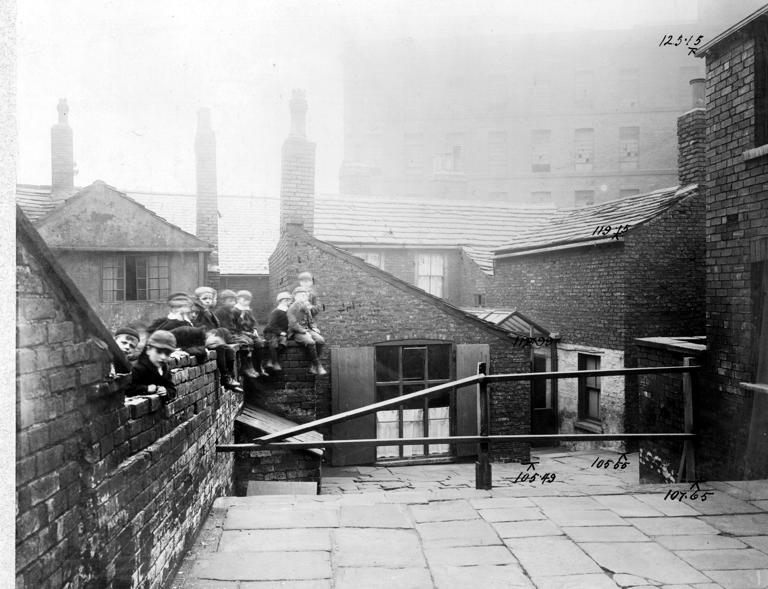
[113,271,328,398]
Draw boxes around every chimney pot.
[690,78,706,109]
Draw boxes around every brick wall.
[17,224,241,588]
[269,226,531,462]
[636,339,704,484]
[624,190,706,436]
[489,243,628,350]
[233,345,326,495]
[698,20,768,479]
[249,343,331,424]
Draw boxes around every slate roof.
[18,184,554,276]
[127,191,281,275]
[494,184,698,257]
[697,3,768,56]
[16,184,59,222]
[313,194,554,248]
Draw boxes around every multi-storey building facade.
[340,26,714,207]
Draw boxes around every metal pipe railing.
[245,365,701,445]
[218,362,700,488]
[217,432,696,452]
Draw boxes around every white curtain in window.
[428,406,450,454]
[402,408,425,457]
[376,410,399,459]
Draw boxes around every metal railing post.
[475,361,492,490]
[677,356,696,482]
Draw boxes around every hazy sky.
[16,0,709,197]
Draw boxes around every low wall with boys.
[16,215,241,589]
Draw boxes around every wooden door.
[331,347,376,466]
[531,350,558,445]
[455,344,490,457]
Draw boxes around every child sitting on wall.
[128,330,177,399]
[234,290,268,377]
[147,292,194,333]
[297,271,322,317]
[287,286,327,376]
[192,286,220,331]
[264,291,292,372]
[215,289,260,379]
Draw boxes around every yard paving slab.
[172,450,768,588]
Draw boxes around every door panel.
[455,343,490,456]
[331,347,376,466]
[532,350,557,445]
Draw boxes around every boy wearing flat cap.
[215,289,260,379]
[128,330,178,399]
[288,286,327,375]
[234,290,268,376]
[147,292,194,333]
[191,286,220,331]
[264,291,292,372]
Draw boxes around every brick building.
[270,96,534,466]
[693,4,768,480]
[340,24,716,208]
[270,224,531,466]
[487,97,707,447]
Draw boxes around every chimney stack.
[51,98,74,201]
[677,79,707,186]
[195,107,219,285]
[280,89,316,234]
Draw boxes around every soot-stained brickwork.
[635,338,705,484]
[269,225,531,462]
[697,14,768,480]
[16,211,241,588]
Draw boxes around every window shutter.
[455,343,490,457]
[331,346,377,466]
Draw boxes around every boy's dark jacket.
[192,301,220,331]
[128,354,177,398]
[264,307,289,336]
[147,317,191,333]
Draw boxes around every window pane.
[588,389,600,420]
[402,384,427,410]
[376,410,400,459]
[428,345,451,380]
[428,390,450,408]
[125,257,137,301]
[376,347,400,382]
[376,385,400,403]
[402,408,424,457]
[402,347,426,381]
[428,405,450,454]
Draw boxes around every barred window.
[102,254,169,302]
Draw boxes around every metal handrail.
[241,365,701,445]
[217,362,701,487]
[217,432,696,451]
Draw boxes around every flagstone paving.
[172,450,768,588]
